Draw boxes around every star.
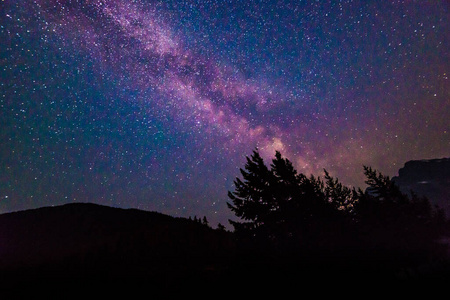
[0,0,448,227]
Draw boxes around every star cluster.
[1,0,448,226]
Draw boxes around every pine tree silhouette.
[228,150,448,274]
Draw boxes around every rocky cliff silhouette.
[393,158,450,217]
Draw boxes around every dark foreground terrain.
[1,203,449,296]
[0,203,235,296]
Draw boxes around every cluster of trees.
[189,215,227,231]
[189,215,210,226]
[227,150,447,273]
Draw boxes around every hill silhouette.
[0,203,234,295]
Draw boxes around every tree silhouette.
[227,149,276,233]
[216,223,226,231]
[353,166,447,267]
[227,150,355,258]
[228,150,448,273]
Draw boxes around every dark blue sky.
[1,0,448,227]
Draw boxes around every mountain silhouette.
[393,158,450,217]
[0,203,234,295]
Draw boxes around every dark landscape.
[1,154,450,296]
[1,202,449,296]
[0,202,235,295]
[1,1,449,296]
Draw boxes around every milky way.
[1,0,449,226]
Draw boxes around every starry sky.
[1,0,449,227]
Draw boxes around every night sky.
[1,0,449,227]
